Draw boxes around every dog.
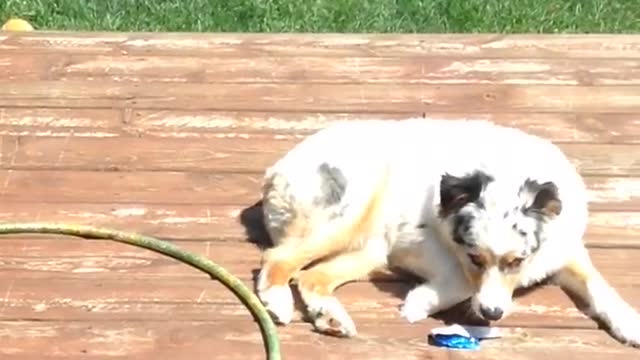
[255,118,640,347]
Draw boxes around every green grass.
[1,0,639,33]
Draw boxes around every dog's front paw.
[306,296,357,337]
[258,285,294,325]
[609,316,640,348]
[399,284,436,323]
[399,300,429,323]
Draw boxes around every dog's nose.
[479,306,504,321]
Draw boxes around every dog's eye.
[467,254,484,268]
[505,257,524,269]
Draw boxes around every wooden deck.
[0,31,639,359]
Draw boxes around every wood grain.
[0,319,444,360]
[3,53,640,85]
[1,319,635,360]
[2,32,640,59]
[0,107,123,135]
[1,31,640,359]
[0,170,637,210]
[130,110,640,144]
[0,273,635,328]
[1,81,640,113]
[0,170,261,205]
[0,203,635,245]
[1,239,638,281]
[3,135,639,176]
[4,109,639,144]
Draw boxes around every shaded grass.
[1,0,639,33]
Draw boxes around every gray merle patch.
[315,162,347,207]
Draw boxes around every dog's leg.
[257,242,327,325]
[554,247,640,348]
[297,247,386,337]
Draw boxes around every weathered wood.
[0,170,637,210]
[0,107,123,134]
[0,319,452,360]
[14,319,634,360]
[1,31,640,359]
[3,109,639,144]
[3,53,640,85]
[0,170,261,205]
[2,32,640,59]
[0,203,635,245]
[1,134,294,173]
[1,239,638,282]
[3,135,639,176]
[0,273,638,333]
[1,81,640,113]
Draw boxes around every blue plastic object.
[428,333,481,350]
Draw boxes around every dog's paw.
[399,284,436,323]
[609,316,640,348]
[306,296,357,337]
[399,301,429,323]
[258,285,294,325]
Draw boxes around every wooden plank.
[4,53,640,85]
[1,81,640,113]
[0,203,634,245]
[129,110,640,144]
[0,239,638,281]
[2,32,640,59]
[0,108,123,135]
[0,134,294,173]
[0,170,637,210]
[4,109,639,144]
[0,319,452,360]
[3,135,639,176]
[1,319,635,360]
[0,273,638,332]
[0,203,245,240]
[0,170,261,205]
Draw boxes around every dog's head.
[438,170,562,322]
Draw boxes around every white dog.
[255,118,640,347]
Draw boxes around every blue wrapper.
[428,333,480,350]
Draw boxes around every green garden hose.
[0,222,281,360]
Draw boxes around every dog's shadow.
[238,200,560,328]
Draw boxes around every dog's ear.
[439,171,493,217]
[523,180,562,217]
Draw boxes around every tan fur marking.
[467,250,523,292]
[498,252,524,272]
[466,270,483,289]
[265,261,299,286]
[296,170,390,297]
[318,166,390,254]
[561,258,596,288]
[298,250,386,297]
[500,273,520,292]
[543,199,563,217]
[261,166,389,291]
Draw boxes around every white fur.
[261,118,640,346]
[257,285,294,324]
[304,294,357,337]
